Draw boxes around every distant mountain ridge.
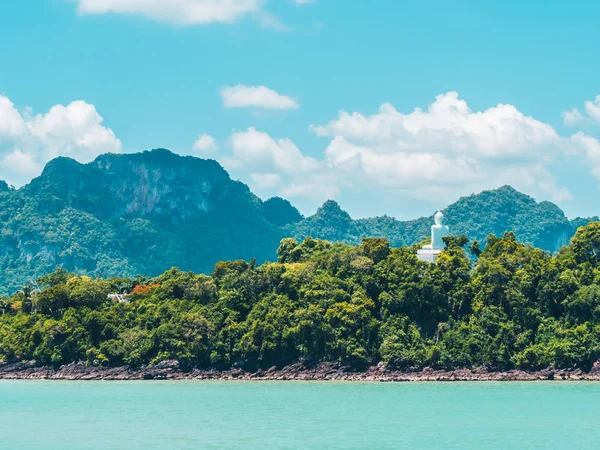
[0,149,595,294]
[290,185,595,252]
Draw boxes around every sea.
[1,381,598,449]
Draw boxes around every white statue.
[431,210,450,250]
[417,210,449,263]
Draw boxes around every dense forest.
[0,149,594,295]
[2,222,600,373]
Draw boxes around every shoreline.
[2,361,600,382]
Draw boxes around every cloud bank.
[222,92,600,212]
[0,95,121,186]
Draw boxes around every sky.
[1,0,600,220]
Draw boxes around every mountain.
[262,197,303,227]
[0,149,284,294]
[289,186,597,251]
[0,149,595,294]
[443,185,586,251]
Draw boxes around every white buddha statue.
[417,210,449,263]
[431,210,449,250]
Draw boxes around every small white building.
[417,210,449,263]
[108,293,130,303]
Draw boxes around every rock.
[154,360,179,370]
[2,361,600,382]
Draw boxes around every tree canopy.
[2,223,600,373]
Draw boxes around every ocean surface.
[1,381,599,449]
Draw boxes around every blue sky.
[1,0,600,219]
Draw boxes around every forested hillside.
[0,149,594,294]
[2,224,600,372]
[0,150,285,294]
[289,186,595,251]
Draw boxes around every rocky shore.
[2,360,600,381]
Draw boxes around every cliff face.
[0,149,282,294]
[23,149,247,222]
[91,150,239,220]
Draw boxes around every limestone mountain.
[0,149,284,294]
[0,149,595,294]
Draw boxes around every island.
[2,220,600,381]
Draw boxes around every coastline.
[2,361,600,382]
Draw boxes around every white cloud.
[70,0,263,26]
[570,132,600,179]
[223,127,335,203]
[0,96,27,139]
[323,136,481,188]
[562,108,585,127]
[585,96,600,123]
[230,127,318,172]
[221,84,299,110]
[249,173,281,189]
[0,95,121,186]
[309,92,570,205]
[0,149,43,182]
[28,101,121,161]
[192,133,219,155]
[313,92,559,160]
[213,92,581,214]
[563,95,600,126]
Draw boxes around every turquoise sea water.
[1,381,599,449]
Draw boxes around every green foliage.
[442,234,469,249]
[3,223,600,373]
[569,222,600,266]
[0,150,594,298]
[470,240,482,257]
[0,149,284,295]
[262,197,303,226]
[360,238,391,264]
[288,185,597,254]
